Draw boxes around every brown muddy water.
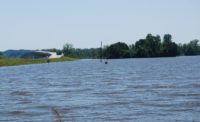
[0,56,200,122]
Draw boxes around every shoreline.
[0,57,77,67]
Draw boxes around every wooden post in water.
[51,107,62,122]
[100,41,103,63]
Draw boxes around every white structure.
[36,51,64,59]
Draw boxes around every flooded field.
[0,56,200,122]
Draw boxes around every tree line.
[62,34,200,59]
[1,34,199,59]
[63,43,101,58]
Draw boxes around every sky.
[0,0,200,51]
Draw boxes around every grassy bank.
[0,57,76,67]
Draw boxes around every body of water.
[0,56,200,122]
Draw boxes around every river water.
[0,56,200,122]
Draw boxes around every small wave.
[10,91,30,96]
[170,93,200,97]
[9,111,25,116]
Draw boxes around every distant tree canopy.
[62,43,101,58]
[73,48,101,59]
[0,51,3,59]
[133,34,179,57]
[104,42,130,59]
[21,52,50,59]
[134,34,162,57]
[3,50,33,58]
[60,34,199,59]
[63,43,74,57]
[179,39,200,56]
[161,34,179,57]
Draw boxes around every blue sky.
[0,0,200,51]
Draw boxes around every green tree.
[134,34,161,57]
[135,39,149,57]
[0,51,3,59]
[181,39,200,55]
[129,44,135,58]
[161,34,178,57]
[105,42,130,59]
[146,34,162,57]
[63,43,74,56]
